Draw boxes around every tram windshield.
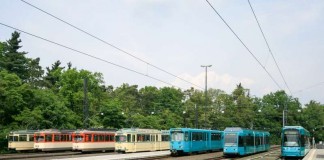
[73,135,84,142]
[171,131,184,141]
[35,136,45,142]
[283,130,300,147]
[224,133,237,146]
[116,135,127,142]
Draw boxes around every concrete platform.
[303,149,324,160]
[52,151,170,160]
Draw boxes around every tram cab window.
[35,136,44,142]
[171,131,184,141]
[283,130,300,147]
[9,136,18,142]
[224,133,237,146]
[116,135,126,142]
[74,135,83,142]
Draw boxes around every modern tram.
[170,128,223,156]
[72,129,116,152]
[281,126,310,158]
[115,128,170,153]
[34,129,74,151]
[7,130,37,151]
[223,127,270,156]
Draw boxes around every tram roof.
[35,129,75,133]
[170,128,222,132]
[9,130,38,134]
[116,128,161,133]
[224,127,269,133]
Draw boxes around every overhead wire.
[247,0,293,95]
[20,0,204,90]
[205,0,283,90]
[293,81,324,94]
[0,22,183,90]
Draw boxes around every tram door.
[151,134,156,150]
[127,134,135,152]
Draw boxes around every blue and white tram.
[170,128,223,156]
[223,127,270,156]
[281,126,310,158]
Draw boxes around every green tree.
[0,31,29,81]
[43,60,65,90]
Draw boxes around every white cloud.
[170,71,255,93]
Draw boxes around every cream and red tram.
[34,129,74,151]
[72,129,116,152]
[115,128,170,153]
[8,130,37,151]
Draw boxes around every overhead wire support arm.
[20,0,203,90]
[0,22,182,90]
[247,0,292,95]
[205,0,282,90]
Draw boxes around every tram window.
[144,134,150,141]
[132,135,135,142]
[255,136,259,145]
[192,132,203,141]
[162,135,169,141]
[29,135,34,141]
[238,136,244,146]
[9,136,14,141]
[171,131,184,141]
[74,135,83,142]
[301,135,305,147]
[45,135,52,142]
[94,134,99,142]
[100,135,104,141]
[19,135,27,141]
[85,134,92,142]
[247,135,253,146]
[35,136,44,142]
[211,133,221,141]
[127,134,132,142]
[54,135,60,141]
[105,135,109,141]
[283,133,299,146]
[184,132,189,141]
[137,134,144,142]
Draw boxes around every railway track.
[1,146,282,160]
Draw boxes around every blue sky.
[1,0,324,105]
